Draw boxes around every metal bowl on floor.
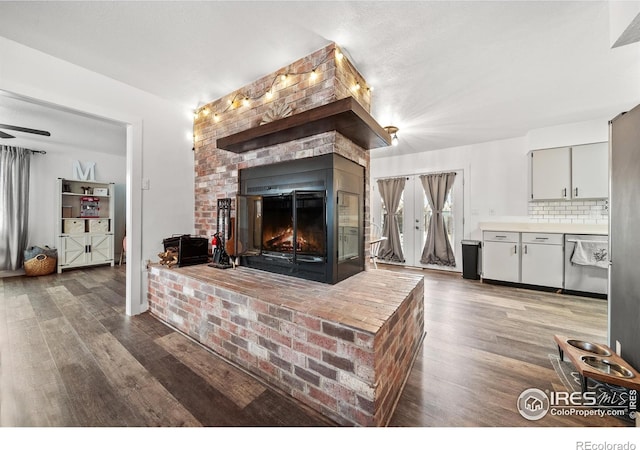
[581,356,635,378]
[566,339,612,356]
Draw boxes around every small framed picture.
[93,188,109,196]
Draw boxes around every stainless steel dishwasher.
[564,234,608,295]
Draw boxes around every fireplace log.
[158,248,179,268]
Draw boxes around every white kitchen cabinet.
[482,232,520,283]
[520,233,564,288]
[56,178,115,273]
[571,142,609,199]
[531,147,571,200]
[530,142,608,201]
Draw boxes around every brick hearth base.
[147,265,424,426]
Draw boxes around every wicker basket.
[24,254,57,276]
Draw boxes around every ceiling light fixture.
[384,126,399,146]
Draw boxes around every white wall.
[28,150,127,256]
[370,116,619,245]
[0,36,194,314]
[371,136,530,241]
[525,117,610,150]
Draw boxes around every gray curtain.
[377,177,405,262]
[0,146,31,270]
[420,172,456,266]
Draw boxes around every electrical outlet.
[616,340,622,355]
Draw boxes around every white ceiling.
[0,1,639,158]
[0,91,127,156]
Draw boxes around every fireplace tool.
[209,198,234,269]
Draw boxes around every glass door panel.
[338,191,360,262]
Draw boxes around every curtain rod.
[1,146,46,155]
[374,168,464,182]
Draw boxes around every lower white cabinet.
[482,232,520,283]
[520,233,564,288]
[482,231,564,288]
[58,234,114,273]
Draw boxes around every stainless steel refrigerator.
[609,104,640,371]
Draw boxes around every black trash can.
[461,240,481,280]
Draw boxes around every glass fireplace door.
[337,191,360,262]
[294,191,326,261]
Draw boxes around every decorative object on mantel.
[260,102,293,125]
[384,126,399,146]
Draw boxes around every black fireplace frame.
[236,153,364,284]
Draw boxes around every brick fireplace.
[193,43,384,261]
[147,43,425,426]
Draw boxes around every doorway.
[378,170,464,271]
[0,89,141,314]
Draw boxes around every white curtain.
[0,146,31,270]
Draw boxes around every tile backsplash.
[528,199,608,224]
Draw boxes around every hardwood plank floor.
[0,264,633,428]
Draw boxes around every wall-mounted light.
[384,126,399,146]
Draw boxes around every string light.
[193,46,369,121]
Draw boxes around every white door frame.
[1,89,144,316]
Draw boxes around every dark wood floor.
[0,264,631,427]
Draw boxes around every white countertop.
[479,222,608,235]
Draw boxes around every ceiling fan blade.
[0,130,16,139]
[0,123,51,137]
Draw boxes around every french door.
[389,171,464,271]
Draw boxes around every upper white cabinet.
[530,142,608,201]
[571,142,609,199]
[531,147,571,200]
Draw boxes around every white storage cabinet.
[481,231,520,283]
[530,142,608,201]
[56,178,115,273]
[520,233,564,288]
